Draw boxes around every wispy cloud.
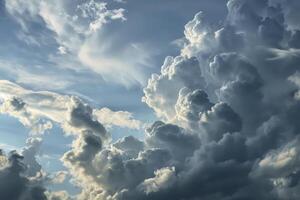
[5,0,151,87]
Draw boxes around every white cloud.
[5,0,151,87]
[143,56,205,121]
[51,171,68,184]
[252,139,300,179]
[0,80,143,134]
[94,107,142,130]
[139,166,176,194]
[2,1,300,199]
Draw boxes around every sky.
[1,0,300,199]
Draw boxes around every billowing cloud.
[1,0,300,199]
[137,0,300,199]
[138,166,176,194]
[0,151,47,200]
[143,56,205,121]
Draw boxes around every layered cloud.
[0,80,143,133]
[1,0,300,199]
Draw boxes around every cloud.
[175,88,213,122]
[0,60,73,90]
[51,171,68,184]
[0,97,53,135]
[0,80,144,198]
[5,0,152,86]
[145,121,200,162]
[2,0,300,199]
[46,190,71,200]
[21,137,43,177]
[113,136,144,158]
[0,80,142,134]
[137,0,300,199]
[138,166,176,194]
[143,56,205,121]
[0,151,47,200]
[94,108,143,130]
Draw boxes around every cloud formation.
[94,108,142,130]
[0,80,142,133]
[5,0,150,86]
[1,0,300,199]
[0,151,47,200]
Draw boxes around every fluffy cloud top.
[2,0,300,199]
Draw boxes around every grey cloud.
[146,121,200,162]
[200,102,242,142]
[21,137,43,177]
[269,0,300,30]
[113,136,144,158]
[64,97,108,141]
[175,88,213,122]
[2,0,300,199]
[0,151,47,200]
[209,52,264,133]
[215,25,244,52]
[138,166,176,195]
[137,0,300,199]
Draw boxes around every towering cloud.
[140,0,300,199]
[1,0,300,199]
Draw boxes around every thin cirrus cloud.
[1,0,300,200]
[5,0,150,87]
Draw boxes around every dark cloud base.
[1,0,300,199]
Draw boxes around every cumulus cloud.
[143,56,205,121]
[113,136,144,158]
[0,80,146,199]
[0,151,47,200]
[138,0,300,199]
[138,166,176,194]
[175,88,213,122]
[2,0,300,199]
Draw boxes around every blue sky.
[0,0,227,145]
[0,0,227,196]
[0,0,227,116]
[2,0,300,199]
